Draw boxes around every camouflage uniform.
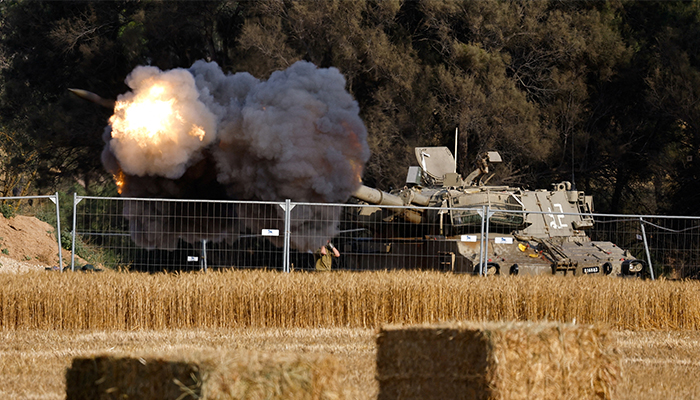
[314,243,336,271]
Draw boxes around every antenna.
[571,131,576,190]
[454,127,458,173]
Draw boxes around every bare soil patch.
[0,214,68,273]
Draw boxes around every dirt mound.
[0,214,67,273]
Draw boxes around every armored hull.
[344,147,648,277]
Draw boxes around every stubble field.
[2,270,700,399]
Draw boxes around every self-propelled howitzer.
[346,146,648,277]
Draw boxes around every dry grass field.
[1,270,700,399]
[2,328,700,399]
[1,270,700,330]
[0,328,375,399]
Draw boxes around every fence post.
[477,205,495,276]
[52,192,63,272]
[71,194,82,272]
[639,217,655,280]
[282,199,293,273]
[483,205,493,276]
[201,239,208,272]
[478,205,486,275]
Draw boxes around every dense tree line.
[0,0,699,215]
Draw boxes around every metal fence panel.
[637,217,700,278]
[71,196,287,272]
[320,202,486,273]
[572,214,700,279]
[0,193,62,270]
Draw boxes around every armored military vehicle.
[343,146,649,277]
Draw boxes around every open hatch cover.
[414,147,456,181]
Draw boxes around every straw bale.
[376,321,620,400]
[65,350,345,400]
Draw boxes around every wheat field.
[1,270,700,330]
[3,328,700,399]
[2,270,700,399]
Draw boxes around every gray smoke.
[102,60,369,252]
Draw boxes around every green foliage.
[57,228,120,270]
[59,230,72,251]
[0,0,699,215]
[0,203,16,219]
[69,233,107,265]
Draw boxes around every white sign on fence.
[494,237,514,244]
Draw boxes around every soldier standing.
[314,240,340,271]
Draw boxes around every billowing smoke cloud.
[101,60,370,252]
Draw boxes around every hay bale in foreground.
[376,321,620,400]
[66,350,345,400]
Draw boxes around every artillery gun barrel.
[353,184,430,207]
[68,88,116,109]
[353,185,403,206]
